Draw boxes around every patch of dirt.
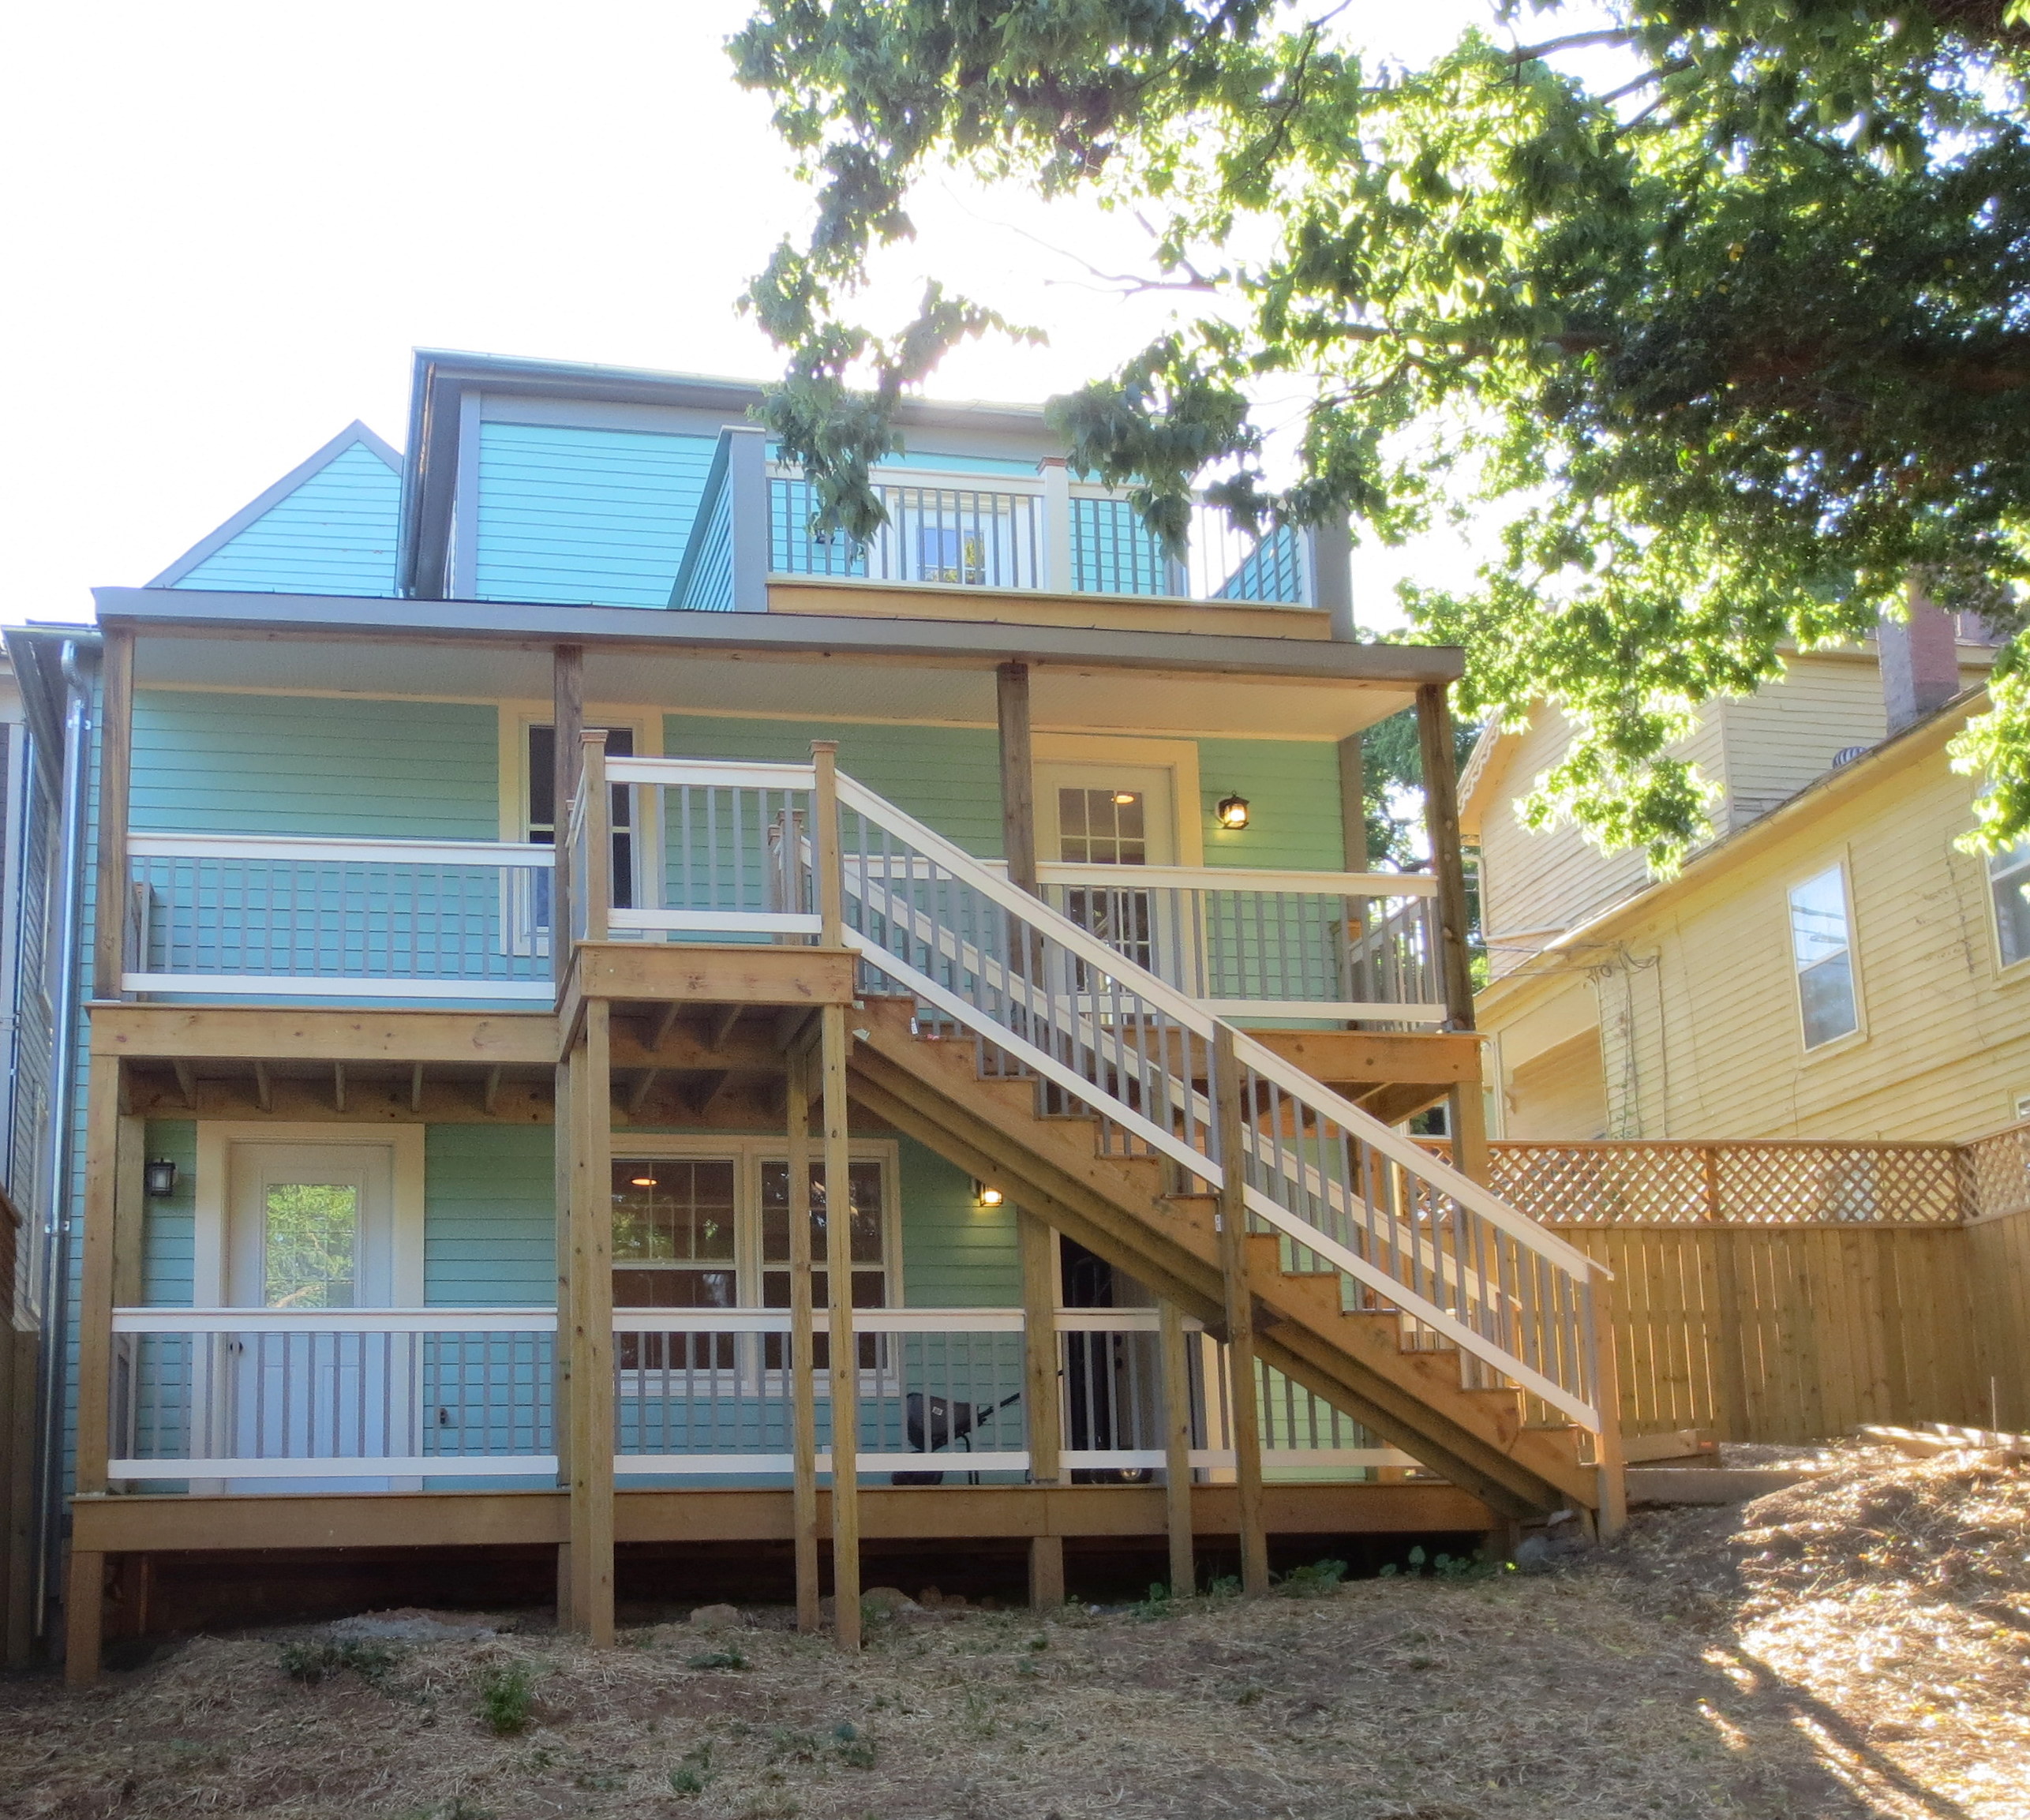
[2,1452,2024,1819]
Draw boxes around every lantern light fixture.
[143,1159,179,1199]
[1215,793,1251,831]
[974,1182,1006,1208]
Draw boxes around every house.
[48,350,1623,1679]
[1463,609,2027,1141]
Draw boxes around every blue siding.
[475,423,718,607]
[425,1125,556,1306]
[664,714,1005,857]
[131,691,498,839]
[1197,739,1346,870]
[176,444,401,597]
[140,1121,198,1306]
[898,1140,1017,1305]
[1071,497,1168,596]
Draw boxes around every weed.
[475,1663,535,1737]
[1278,1558,1348,1598]
[669,1745,713,1796]
[395,1801,493,1820]
[768,1728,822,1763]
[831,1721,876,1769]
[574,1768,626,1792]
[1129,1582,1176,1621]
[1024,1634,1049,1652]
[686,1646,750,1671]
[1200,1573,1242,1600]
[1234,1685,1264,1706]
[278,1638,402,1689]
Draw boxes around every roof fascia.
[1476,686,1987,1012]
[144,421,400,590]
[397,348,1058,601]
[91,586,1464,685]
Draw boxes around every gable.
[152,425,403,597]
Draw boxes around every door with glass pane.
[1036,766,1179,988]
[225,1141,402,1491]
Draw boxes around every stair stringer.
[847,1011,1596,1518]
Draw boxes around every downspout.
[31,642,93,1640]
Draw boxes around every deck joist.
[71,1482,1493,1555]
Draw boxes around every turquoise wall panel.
[664,715,1004,857]
[140,1120,197,1306]
[1196,739,1346,871]
[131,691,498,839]
[425,1125,556,1306]
[174,444,402,597]
[475,423,718,607]
[897,1139,1018,1306]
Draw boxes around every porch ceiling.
[118,618,1429,741]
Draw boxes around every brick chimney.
[1880,579,1961,733]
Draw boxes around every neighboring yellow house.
[1463,616,2028,1142]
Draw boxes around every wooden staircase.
[848,999,1599,1521]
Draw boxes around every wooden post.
[114,1114,146,1311]
[73,1060,122,1507]
[63,1551,104,1687]
[811,741,844,945]
[579,731,610,945]
[819,1002,861,1649]
[1590,1267,1628,1540]
[1212,1025,1271,1596]
[552,645,583,987]
[1415,683,1487,1183]
[1159,1301,1196,1598]
[93,628,134,1002]
[996,663,1038,895]
[552,1041,575,1631]
[566,1003,615,1644]
[787,1045,822,1634]
[1336,732,1366,872]
[1019,1209,1065,1609]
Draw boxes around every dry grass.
[2,1453,2025,1820]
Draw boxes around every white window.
[1788,864,1860,1049]
[1990,840,2030,969]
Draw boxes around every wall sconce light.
[974,1182,1006,1208]
[143,1159,179,1199]
[1215,793,1251,831]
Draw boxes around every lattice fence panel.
[1963,1121,2030,1223]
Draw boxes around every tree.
[731,0,2030,865]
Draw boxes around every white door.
[1036,766,1182,987]
[224,1141,408,1492]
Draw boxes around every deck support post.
[63,1550,103,1687]
[93,627,134,1002]
[564,1002,615,1645]
[1212,1025,1271,1597]
[552,1038,575,1631]
[552,645,583,987]
[1414,683,1487,1183]
[1019,1209,1065,1609]
[995,663,1038,895]
[787,1045,822,1634]
[811,742,862,1649]
[1159,1301,1197,1597]
[1590,1269,1627,1541]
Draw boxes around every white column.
[1037,457,1073,593]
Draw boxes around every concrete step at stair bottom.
[845,1000,1597,1519]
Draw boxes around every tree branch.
[1505,28,1639,62]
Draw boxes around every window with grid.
[527,724,635,913]
[1058,787,1154,972]
[612,1157,736,1369]
[761,1158,886,1368]
[1788,865,1860,1048]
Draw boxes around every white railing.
[766,466,1314,605]
[123,832,556,1002]
[107,1308,557,1481]
[830,771,1609,1432]
[1036,863,1444,1022]
[571,755,821,945]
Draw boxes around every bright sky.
[2,0,1613,629]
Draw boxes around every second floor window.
[1991,840,2030,968]
[1788,864,1860,1049]
[527,724,635,912]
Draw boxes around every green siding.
[897,1139,1018,1306]
[1196,739,1346,871]
[665,715,1004,857]
[175,443,401,598]
[140,1121,197,1306]
[425,1125,556,1306]
[132,691,499,839]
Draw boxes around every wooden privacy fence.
[1427,1131,2030,1442]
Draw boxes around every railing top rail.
[1035,863,1439,897]
[770,462,1051,498]
[605,757,817,791]
[1476,1137,1964,1156]
[834,773,1221,1039]
[110,1306,559,1333]
[128,831,553,868]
